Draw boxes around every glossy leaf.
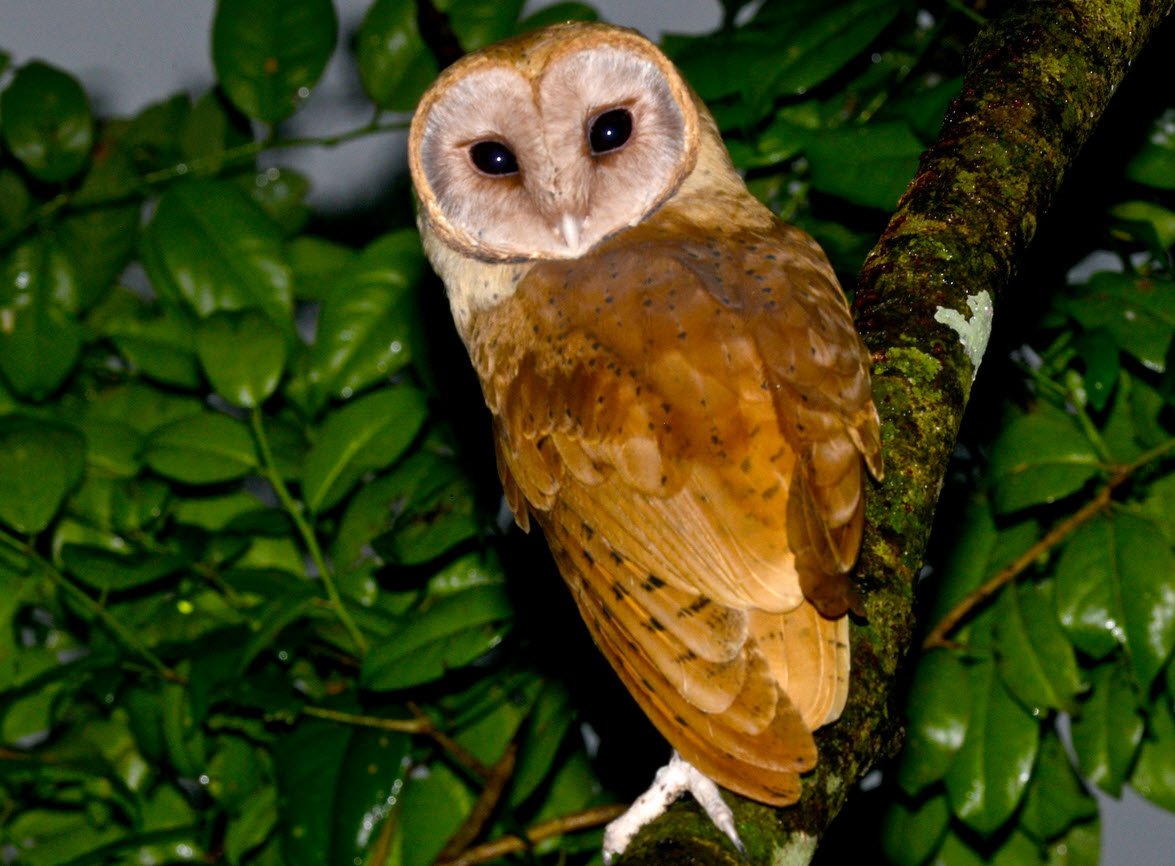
[881,791,950,866]
[993,582,1084,716]
[362,584,513,690]
[369,452,480,565]
[807,122,922,210]
[943,652,1040,835]
[196,310,288,408]
[247,167,311,235]
[142,411,258,484]
[0,61,92,182]
[1073,329,1119,413]
[95,291,202,389]
[61,545,189,592]
[212,0,339,122]
[287,235,356,302]
[357,0,439,111]
[1054,511,1175,689]
[329,727,411,866]
[0,237,83,400]
[1069,658,1145,797]
[1109,200,1175,255]
[897,651,973,795]
[1061,271,1175,373]
[1020,729,1097,842]
[276,719,351,866]
[300,231,423,410]
[0,416,85,534]
[398,761,474,866]
[301,385,428,513]
[510,680,575,807]
[141,179,293,323]
[1131,695,1175,811]
[987,405,1102,513]
[1125,107,1175,190]
[443,0,526,50]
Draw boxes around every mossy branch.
[616,0,1175,862]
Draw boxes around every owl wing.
[465,216,876,804]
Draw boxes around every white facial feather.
[411,32,699,266]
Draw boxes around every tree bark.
[617,0,1175,862]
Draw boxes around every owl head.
[408,22,704,263]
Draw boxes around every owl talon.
[602,752,744,863]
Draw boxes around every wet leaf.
[329,727,411,866]
[301,385,428,513]
[1069,658,1144,797]
[1020,729,1097,842]
[142,411,258,484]
[212,0,339,122]
[1055,511,1175,689]
[988,404,1102,513]
[807,121,923,210]
[881,791,950,866]
[0,416,85,534]
[362,584,513,690]
[993,582,1084,716]
[141,178,293,323]
[0,61,92,182]
[897,651,973,795]
[943,651,1040,835]
[1060,271,1175,373]
[196,309,288,408]
[357,0,439,112]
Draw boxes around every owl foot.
[602,752,744,863]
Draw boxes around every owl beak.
[558,212,583,253]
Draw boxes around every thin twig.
[415,0,465,69]
[433,804,628,866]
[435,744,518,862]
[922,437,1175,650]
[250,409,368,655]
[300,704,492,780]
[0,529,182,682]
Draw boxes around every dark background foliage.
[0,1,1172,864]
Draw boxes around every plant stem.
[0,528,180,682]
[249,408,368,655]
[923,436,1175,649]
[432,805,627,866]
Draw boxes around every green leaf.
[881,791,950,866]
[807,122,922,210]
[247,166,311,235]
[935,827,1047,866]
[212,0,339,122]
[1069,657,1144,797]
[141,178,293,323]
[0,169,32,235]
[0,416,85,533]
[1061,271,1175,373]
[756,0,901,100]
[1045,819,1100,866]
[1131,694,1175,811]
[0,237,84,400]
[510,680,574,808]
[357,0,439,112]
[0,61,93,182]
[83,381,203,435]
[287,235,356,302]
[300,231,423,410]
[1109,200,1175,256]
[196,310,288,408]
[329,726,412,866]
[1055,511,1175,689]
[142,411,258,484]
[362,584,513,690]
[276,719,351,866]
[60,545,189,592]
[943,651,1040,835]
[443,0,526,50]
[987,405,1102,513]
[1020,729,1097,843]
[897,651,972,795]
[1125,107,1175,190]
[98,300,202,390]
[301,385,428,513]
[1073,330,1119,413]
[993,582,1085,716]
[367,451,481,566]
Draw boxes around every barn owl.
[408,21,882,859]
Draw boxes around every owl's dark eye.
[588,108,633,155]
[470,140,519,176]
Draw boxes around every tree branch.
[617,0,1175,862]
